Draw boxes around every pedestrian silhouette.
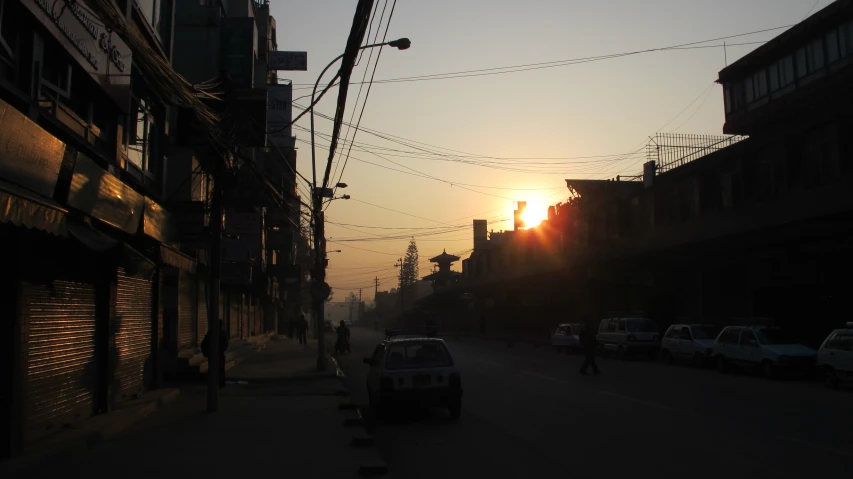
[579,318,600,375]
[296,314,308,345]
[201,319,229,388]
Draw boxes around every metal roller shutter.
[230,293,239,339]
[114,268,152,402]
[197,277,208,342]
[177,271,195,350]
[24,280,97,443]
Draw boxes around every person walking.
[579,318,600,375]
[201,319,230,388]
[296,314,308,345]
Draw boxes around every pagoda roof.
[429,249,461,263]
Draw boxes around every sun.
[521,204,548,228]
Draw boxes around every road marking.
[598,390,699,417]
[781,436,853,459]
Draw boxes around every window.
[719,328,740,344]
[40,45,72,99]
[833,333,853,352]
[0,0,19,81]
[841,21,853,58]
[755,328,799,345]
[809,39,825,70]
[627,319,658,333]
[740,329,758,347]
[384,342,453,370]
[779,55,795,87]
[665,326,679,339]
[606,320,617,333]
[617,319,627,332]
[752,69,768,99]
[137,0,161,32]
[680,327,692,340]
[769,63,779,91]
[744,77,754,103]
[826,30,840,63]
[126,97,156,172]
[796,47,808,78]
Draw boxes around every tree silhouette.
[398,239,419,309]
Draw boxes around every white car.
[713,325,817,379]
[364,329,463,419]
[551,323,583,353]
[817,323,853,389]
[660,324,719,367]
[597,317,660,360]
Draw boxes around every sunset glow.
[520,201,548,228]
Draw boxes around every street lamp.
[310,40,411,186]
[310,38,411,372]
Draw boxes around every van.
[596,317,660,359]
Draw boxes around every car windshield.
[385,342,453,370]
[755,329,800,345]
[626,319,658,333]
[692,326,719,339]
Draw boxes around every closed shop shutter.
[23,280,97,443]
[198,277,208,342]
[177,271,196,350]
[230,293,240,339]
[114,268,152,402]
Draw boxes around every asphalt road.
[335,327,853,479]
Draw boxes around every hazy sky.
[269,0,825,302]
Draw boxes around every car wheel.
[763,360,778,380]
[661,350,672,364]
[824,368,840,390]
[716,356,727,373]
[448,399,462,420]
[692,353,704,369]
[647,349,658,361]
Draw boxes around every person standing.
[296,314,308,345]
[201,320,230,387]
[579,318,600,375]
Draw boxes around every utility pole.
[207,165,223,412]
[374,277,379,297]
[312,203,328,371]
[396,257,404,317]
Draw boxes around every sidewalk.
[4,336,389,478]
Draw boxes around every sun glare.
[521,203,548,228]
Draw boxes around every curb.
[330,356,389,477]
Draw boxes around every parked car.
[597,317,660,360]
[660,324,719,367]
[551,323,583,353]
[713,325,817,379]
[816,322,853,389]
[365,328,463,419]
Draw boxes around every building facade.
[1,0,304,458]
[458,1,853,344]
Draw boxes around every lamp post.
[310,39,410,371]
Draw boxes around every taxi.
[364,328,463,419]
[817,322,853,389]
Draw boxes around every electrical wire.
[286,26,791,90]
[330,0,398,204]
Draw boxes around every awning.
[0,180,67,236]
[67,219,119,252]
[161,244,196,273]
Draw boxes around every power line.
[330,0,390,189]
[332,0,398,201]
[287,25,791,90]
